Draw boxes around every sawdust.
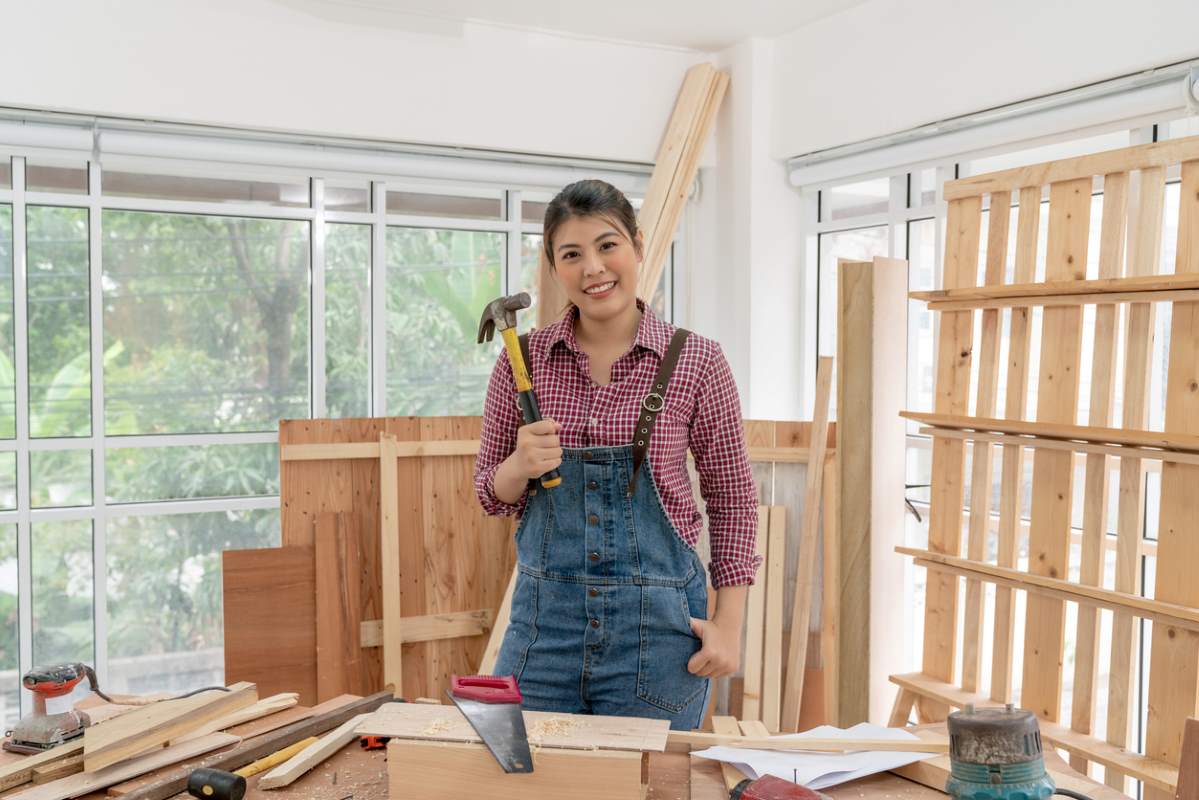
[420,719,452,736]
[526,716,586,744]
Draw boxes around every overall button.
[587,480,599,491]
[588,587,599,597]
[590,619,600,629]
[588,513,600,525]
[582,450,594,460]
[588,552,600,562]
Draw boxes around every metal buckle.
[642,393,665,413]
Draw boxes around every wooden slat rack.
[892,134,1199,800]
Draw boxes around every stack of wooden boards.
[891,134,1199,800]
[536,62,729,327]
[0,684,394,800]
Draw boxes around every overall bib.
[493,330,711,731]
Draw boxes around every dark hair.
[543,179,640,266]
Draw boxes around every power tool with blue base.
[947,704,1092,800]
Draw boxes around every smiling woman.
[474,178,760,732]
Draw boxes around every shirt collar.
[541,299,671,361]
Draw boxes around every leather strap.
[629,328,690,495]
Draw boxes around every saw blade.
[445,690,533,773]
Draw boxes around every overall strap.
[629,328,690,495]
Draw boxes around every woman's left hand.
[686,617,742,678]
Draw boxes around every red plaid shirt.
[474,303,760,588]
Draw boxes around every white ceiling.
[278,0,870,51]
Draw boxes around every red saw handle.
[450,674,522,704]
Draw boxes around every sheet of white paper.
[691,722,938,789]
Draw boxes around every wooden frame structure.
[890,135,1199,799]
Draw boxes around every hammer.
[477,292,561,490]
[186,736,318,800]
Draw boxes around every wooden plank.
[639,68,729,299]
[387,738,642,800]
[388,417,426,698]
[819,460,839,727]
[479,566,516,674]
[926,286,1199,311]
[360,704,670,753]
[0,742,85,793]
[360,609,494,647]
[31,755,83,785]
[378,433,402,697]
[910,270,1199,303]
[942,134,1199,199]
[737,720,770,739]
[222,548,316,705]
[1021,177,1091,725]
[781,356,833,732]
[901,411,1199,454]
[257,713,368,790]
[1071,170,1128,775]
[710,717,746,793]
[84,683,257,772]
[1179,718,1199,800]
[689,756,728,800]
[639,64,715,260]
[113,691,393,800]
[961,190,1010,694]
[891,672,1179,792]
[888,689,916,727]
[315,511,363,700]
[10,735,238,800]
[670,731,947,753]
[919,194,982,721]
[280,439,482,461]
[991,185,1041,704]
[1145,159,1199,800]
[898,548,1199,631]
[173,693,299,743]
[1109,164,1167,792]
[223,705,315,741]
[919,425,1199,466]
[762,506,786,732]
[740,507,769,722]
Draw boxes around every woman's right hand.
[511,418,563,479]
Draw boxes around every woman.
[473,179,759,731]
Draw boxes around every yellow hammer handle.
[500,328,533,393]
[234,736,320,778]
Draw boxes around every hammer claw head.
[477,292,533,343]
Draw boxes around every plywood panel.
[223,547,316,704]
[315,511,364,700]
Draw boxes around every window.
[0,142,665,720]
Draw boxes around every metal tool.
[477,292,561,490]
[4,663,104,753]
[445,674,532,774]
[946,704,1091,800]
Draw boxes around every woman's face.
[550,214,642,323]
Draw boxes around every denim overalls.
[493,331,712,731]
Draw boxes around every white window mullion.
[12,157,32,716]
[505,190,523,298]
[371,182,387,416]
[311,178,327,419]
[89,160,108,689]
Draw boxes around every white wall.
[773,0,1199,158]
[1,0,704,164]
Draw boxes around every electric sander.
[947,704,1090,800]
[3,663,105,754]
